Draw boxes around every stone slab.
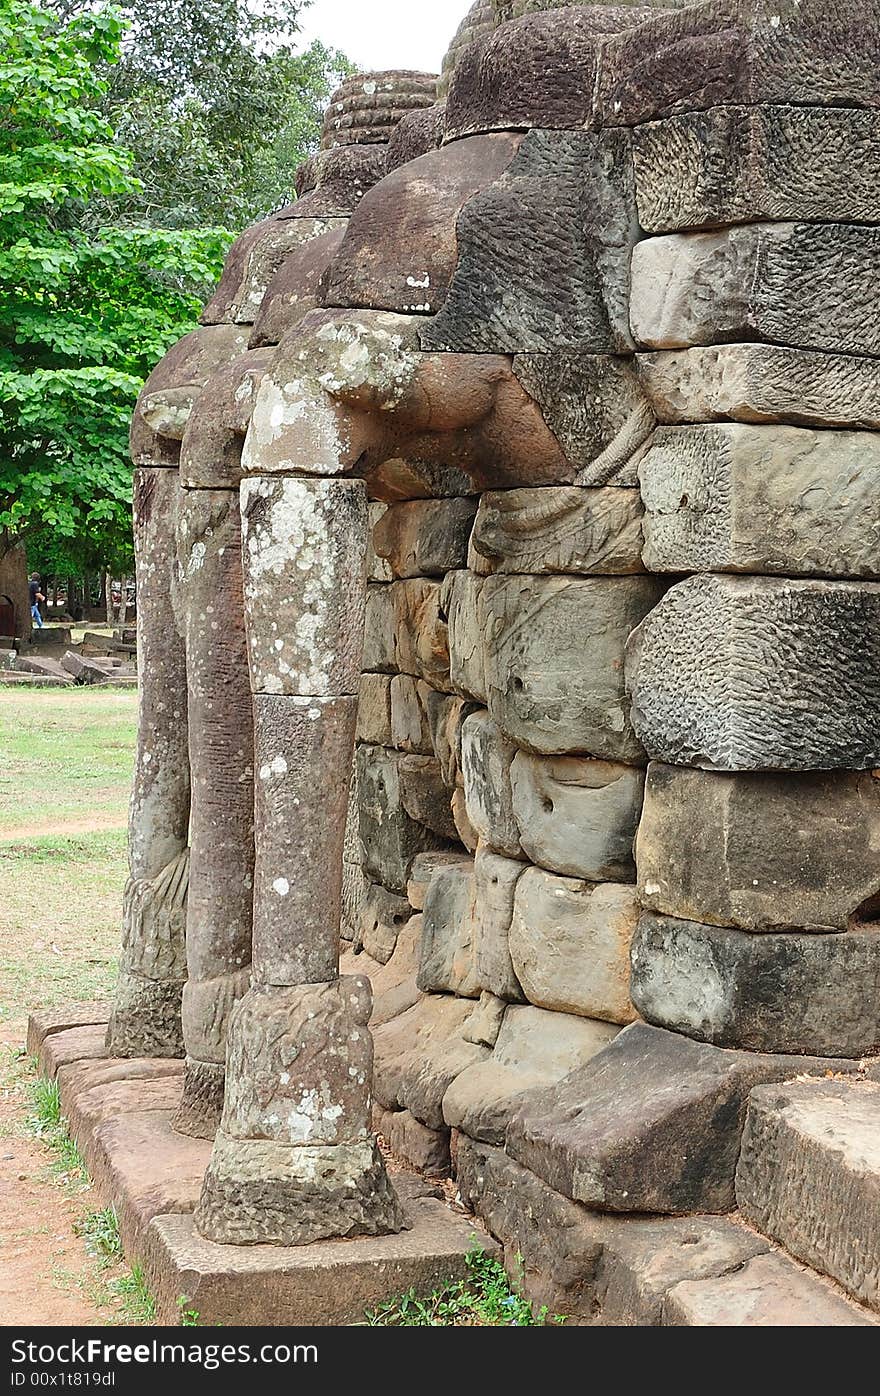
[37,1024,111,1079]
[469,486,644,577]
[143,1176,496,1326]
[506,1021,862,1215]
[662,1251,877,1327]
[736,1078,880,1312]
[26,1002,112,1058]
[510,753,642,883]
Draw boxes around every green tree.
[52,1,353,230]
[0,0,231,579]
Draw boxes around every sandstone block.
[509,868,638,1025]
[470,486,644,577]
[364,913,424,1028]
[627,575,880,771]
[240,476,367,697]
[252,695,356,985]
[662,1252,876,1327]
[392,579,450,688]
[631,222,880,361]
[512,353,654,487]
[398,754,458,841]
[506,1021,863,1215]
[363,584,396,674]
[219,979,372,1147]
[203,215,346,326]
[421,128,637,355]
[442,570,486,702]
[443,1005,617,1146]
[322,134,521,313]
[596,0,880,126]
[460,710,522,858]
[736,1078,880,1311]
[389,674,433,754]
[481,573,663,760]
[372,995,490,1130]
[407,849,474,912]
[130,324,249,467]
[373,499,476,578]
[418,860,480,999]
[471,846,526,1003]
[634,104,880,235]
[320,72,438,151]
[249,225,348,349]
[379,1107,451,1175]
[461,990,507,1049]
[357,883,414,965]
[631,914,880,1057]
[385,104,446,171]
[366,502,393,582]
[510,753,643,883]
[357,673,393,746]
[638,343,880,433]
[636,763,880,933]
[357,744,448,893]
[640,423,880,577]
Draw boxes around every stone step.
[15,655,70,680]
[29,626,71,646]
[0,671,73,687]
[736,1077,880,1314]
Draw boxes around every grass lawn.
[0,688,136,1032]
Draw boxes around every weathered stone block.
[510,753,642,883]
[736,1078,880,1312]
[240,476,366,697]
[461,989,507,1049]
[363,584,396,674]
[421,128,637,355]
[509,868,638,1025]
[443,1005,617,1146]
[442,570,486,702]
[596,0,880,127]
[130,324,250,467]
[372,995,490,1130]
[407,849,474,912]
[392,579,450,688]
[506,1021,863,1215]
[389,674,433,754]
[636,763,880,932]
[377,1106,451,1175]
[249,225,348,349]
[252,695,356,986]
[640,423,880,577]
[418,860,480,999]
[357,883,413,965]
[662,1252,877,1327]
[460,710,522,858]
[481,573,663,760]
[513,352,654,487]
[631,914,880,1057]
[322,134,521,313]
[445,5,656,139]
[366,502,392,582]
[357,744,448,894]
[634,105,880,235]
[203,215,347,326]
[386,103,446,170]
[627,575,880,771]
[470,486,644,577]
[357,673,393,746]
[631,222,880,360]
[373,499,476,577]
[471,846,526,1003]
[637,343,880,433]
[398,754,458,841]
[220,979,373,1146]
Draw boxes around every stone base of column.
[105,974,185,1058]
[195,1131,407,1245]
[172,1057,225,1139]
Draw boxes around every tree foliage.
[0,0,231,575]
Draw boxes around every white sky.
[295,0,476,73]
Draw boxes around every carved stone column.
[195,475,405,1243]
[106,467,190,1057]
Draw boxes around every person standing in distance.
[29,572,45,629]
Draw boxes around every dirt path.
[0,1027,109,1326]
[0,814,126,843]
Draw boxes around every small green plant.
[107,1264,157,1324]
[177,1296,201,1327]
[76,1207,122,1267]
[364,1246,566,1327]
[25,1076,88,1186]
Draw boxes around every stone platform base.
[28,1004,494,1326]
